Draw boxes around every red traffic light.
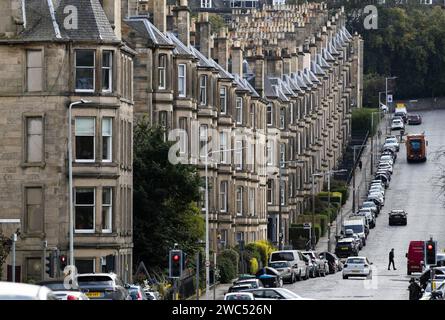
[428,244,433,250]
[173,255,180,262]
[60,255,66,262]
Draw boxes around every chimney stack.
[175,0,190,46]
[255,52,265,96]
[215,27,229,71]
[197,13,211,58]
[0,0,24,38]
[231,40,244,78]
[154,0,167,33]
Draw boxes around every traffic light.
[425,239,437,265]
[59,254,67,271]
[45,251,56,278]
[169,250,183,278]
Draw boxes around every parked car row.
[224,249,344,300]
[0,273,162,300]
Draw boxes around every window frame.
[220,131,228,164]
[75,49,96,93]
[219,181,228,213]
[220,86,227,114]
[235,140,243,170]
[102,187,113,233]
[23,114,45,166]
[236,186,243,216]
[102,117,113,163]
[158,54,167,90]
[199,75,208,106]
[74,187,96,234]
[236,97,243,124]
[75,117,96,163]
[23,185,44,236]
[267,179,273,205]
[178,63,186,97]
[102,50,113,93]
[267,103,273,126]
[26,49,43,92]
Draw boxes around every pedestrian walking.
[408,278,422,300]
[358,160,362,171]
[388,248,397,270]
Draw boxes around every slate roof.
[16,0,119,43]
[191,46,215,68]
[124,17,173,46]
[166,32,195,56]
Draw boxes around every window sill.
[73,161,119,167]
[74,232,119,237]
[21,162,46,169]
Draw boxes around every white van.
[342,219,366,246]
[269,250,309,280]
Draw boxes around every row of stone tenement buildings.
[0,0,362,283]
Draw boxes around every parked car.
[245,288,307,300]
[382,150,397,161]
[53,291,90,300]
[75,273,130,300]
[0,282,57,300]
[391,118,404,130]
[361,201,380,216]
[384,137,400,151]
[301,251,328,277]
[319,252,343,274]
[335,238,359,258]
[269,250,308,281]
[128,285,148,300]
[354,208,376,229]
[301,254,315,278]
[407,113,422,125]
[255,267,283,288]
[233,278,263,289]
[420,280,445,300]
[224,292,255,300]
[342,256,373,279]
[377,163,393,174]
[268,261,297,283]
[228,283,255,293]
[343,219,367,245]
[420,267,445,289]
[388,209,407,226]
[380,154,395,165]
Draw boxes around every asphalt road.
[286,110,445,300]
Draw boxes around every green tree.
[0,232,12,276]
[133,119,204,271]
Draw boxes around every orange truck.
[406,133,427,162]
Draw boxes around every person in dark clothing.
[358,160,362,170]
[408,278,422,300]
[388,248,396,270]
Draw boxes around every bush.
[253,240,276,266]
[220,248,239,267]
[317,214,328,236]
[249,258,259,275]
[217,256,236,283]
[352,108,380,136]
[313,224,321,243]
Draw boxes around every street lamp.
[68,99,92,267]
[200,146,247,299]
[276,160,305,250]
[322,169,347,252]
[311,172,323,250]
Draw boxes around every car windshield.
[409,140,422,151]
[347,258,366,264]
[269,262,288,268]
[344,224,363,233]
[362,202,374,207]
[76,276,114,287]
[386,138,397,143]
[270,252,294,261]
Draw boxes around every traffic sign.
[303,223,312,230]
[387,94,393,103]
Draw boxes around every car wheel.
[343,275,348,280]
[291,273,295,283]
[298,270,302,281]
[407,270,411,276]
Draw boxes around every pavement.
[288,109,445,299]
[316,113,389,253]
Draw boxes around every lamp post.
[323,169,347,252]
[201,146,247,299]
[68,99,91,267]
[311,173,323,249]
[277,160,305,250]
